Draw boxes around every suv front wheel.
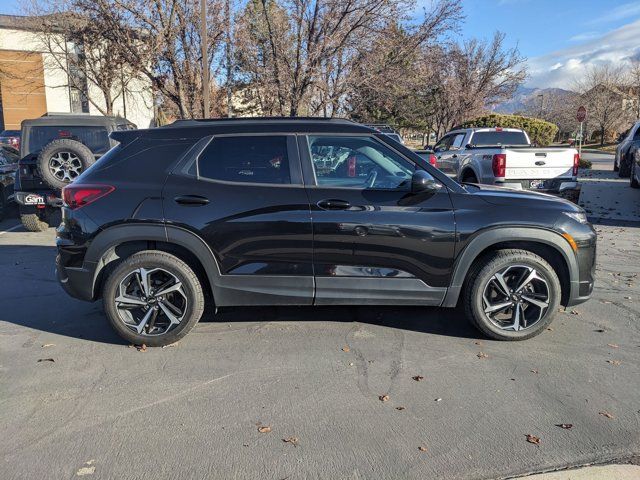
[464,249,560,340]
[103,251,205,347]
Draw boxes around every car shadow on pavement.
[207,304,482,340]
[0,243,481,345]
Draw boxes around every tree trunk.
[600,126,605,146]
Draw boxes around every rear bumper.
[55,249,96,302]
[495,179,580,193]
[14,190,62,207]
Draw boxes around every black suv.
[56,118,596,346]
[14,114,135,231]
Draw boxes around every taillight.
[573,153,579,176]
[62,184,115,209]
[492,153,506,177]
[429,153,438,167]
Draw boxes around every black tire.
[463,249,561,341]
[461,172,478,183]
[102,251,205,347]
[20,212,50,232]
[631,161,639,189]
[618,154,631,178]
[0,189,6,222]
[37,139,95,190]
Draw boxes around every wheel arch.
[442,227,578,308]
[459,166,478,182]
[86,223,221,301]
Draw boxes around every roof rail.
[168,116,358,126]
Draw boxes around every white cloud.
[569,31,601,42]
[526,18,640,88]
[586,1,640,25]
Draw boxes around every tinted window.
[27,126,111,154]
[434,135,452,152]
[451,134,465,149]
[309,136,414,190]
[470,131,529,146]
[198,136,290,184]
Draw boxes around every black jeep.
[14,114,136,231]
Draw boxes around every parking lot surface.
[1,158,639,480]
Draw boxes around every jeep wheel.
[103,251,205,347]
[464,249,560,340]
[37,139,95,190]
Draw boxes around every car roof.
[113,117,376,142]
[21,115,132,128]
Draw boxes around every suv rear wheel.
[463,249,560,340]
[103,251,205,347]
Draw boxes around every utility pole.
[225,0,233,118]
[201,0,209,119]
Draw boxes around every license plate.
[24,193,45,205]
[530,180,546,189]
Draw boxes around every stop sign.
[577,106,586,122]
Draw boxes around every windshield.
[470,131,529,146]
[27,126,111,155]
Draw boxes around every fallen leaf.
[136,344,147,352]
[530,369,539,374]
[379,394,390,402]
[162,343,176,349]
[341,346,350,352]
[418,446,427,452]
[555,423,573,429]
[525,434,541,445]
[434,398,442,402]
[282,436,299,447]
[607,344,619,348]
[41,343,55,348]
[37,358,55,363]
[594,329,606,333]
[258,426,272,433]
[474,341,482,345]
[412,375,424,382]
[570,310,579,315]
[546,327,554,331]
[599,411,614,419]
[606,360,621,366]
[395,406,405,411]
[348,362,354,366]
[76,466,95,476]
[477,352,488,359]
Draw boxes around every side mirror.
[411,170,442,194]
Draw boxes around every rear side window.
[27,126,111,154]
[198,136,290,184]
[470,131,529,146]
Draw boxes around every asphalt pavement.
[0,159,639,479]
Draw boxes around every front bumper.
[566,234,597,307]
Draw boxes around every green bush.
[578,157,592,169]
[458,114,559,146]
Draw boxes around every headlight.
[562,211,588,224]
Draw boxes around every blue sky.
[2,0,640,89]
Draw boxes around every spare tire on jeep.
[37,138,95,190]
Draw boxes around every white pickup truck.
[431,127,579,193]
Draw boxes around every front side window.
[308,136,414,190]
[451,133,465,149]
[434,135,452,152]
[198,135,291,184]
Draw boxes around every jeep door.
[299,134,456,305]
[163,134,314,306]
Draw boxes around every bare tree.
[574,64,631,145]
[428,33,526,136]
[75,0,226,119]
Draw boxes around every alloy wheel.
[49,152,83,183]
[115,267,188,336]
[481,264,550,331]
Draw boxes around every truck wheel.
[37,139,95,190]
[20,212,50,232]
[631,162,639,189]
[102,251,205,347]
[618,154,631,178]
[463,249,560,341]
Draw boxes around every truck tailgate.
[504,148,575,179]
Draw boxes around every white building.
[0,14,155,130]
